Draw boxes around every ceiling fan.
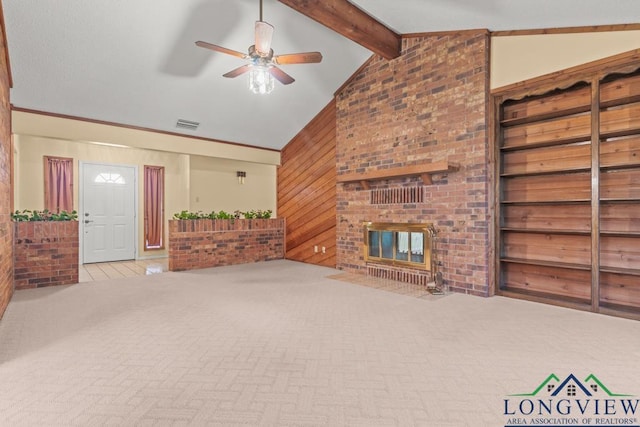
[195,0,322,90]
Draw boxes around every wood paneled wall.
[278,100,336,267]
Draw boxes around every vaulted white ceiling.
[351,0,640,33]
[4,0,640,150]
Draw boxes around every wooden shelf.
[601,230,640,237]
[601,163,640,172]
[501,228,640,237]
[500,105,591,128]
[336,160,459,189]
[600,198,640,204]
[500,257,591,271]
[500,136,591,152]
[600,266,640,277]
[600,127,640,141]
[500,166,590,178]
[501,199,591,205]
[501,228,589,236]
[498,288,592,312]
[600,93,640,109]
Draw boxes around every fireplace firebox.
[363,222,435,271]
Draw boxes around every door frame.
[79,161,139,265]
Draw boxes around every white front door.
[81,162,136,263]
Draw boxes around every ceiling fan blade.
[195,41,247,59]
[274,52,323,65]
[255,21,274,56]
[223,64,252,78]
[268,66,295,85]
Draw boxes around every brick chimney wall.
[335,31,491,296]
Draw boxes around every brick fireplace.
[335,31,491,296]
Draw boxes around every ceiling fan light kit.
[195,0,322,95]
[249,66,275,95]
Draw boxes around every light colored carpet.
[0,260,639,426]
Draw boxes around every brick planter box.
[14,221,79,290]
[168,218,285,271]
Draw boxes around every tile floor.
[79,258,168,282]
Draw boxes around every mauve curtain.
[144,166,164,249]
[45,157,73,212]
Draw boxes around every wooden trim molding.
[491,48,640,100]
[9,134,14,212]
[589,77,601,313]
[492,23,640,37]
[402,28,489,39]
[10,107,282,153]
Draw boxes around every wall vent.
[367,264,433,286]
[370,186,423,205]
[175,119,200,131]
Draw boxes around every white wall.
[189,155,277,215]
[491,30,640,89]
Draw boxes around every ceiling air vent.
[175,119,199,131]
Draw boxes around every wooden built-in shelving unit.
[337,160,459,189]
[492,49,640,319]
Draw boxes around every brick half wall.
[14,222,79,290]
[168,218,285,271]
[336,31,491,296]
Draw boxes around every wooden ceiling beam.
[277,0,401,60]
